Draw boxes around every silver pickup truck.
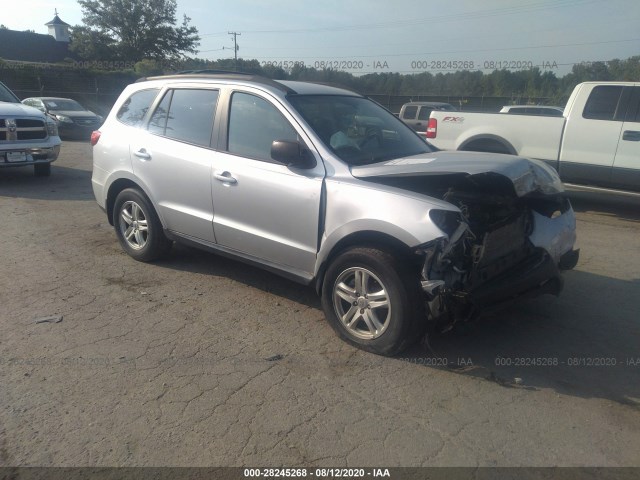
[1,81,61,176]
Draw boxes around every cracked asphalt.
[0,141,639,467]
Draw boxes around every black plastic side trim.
[164,230,314,286]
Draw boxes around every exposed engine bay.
[367,170,579,331]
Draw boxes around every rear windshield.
[288,95,432,166]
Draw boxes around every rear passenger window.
[116,89,159,126]
[417,107,432,120]
[227,92,298,162]
[148,89,219,147]
[402,106,418,119]
[583,86,623,121]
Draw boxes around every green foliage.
[74,0,200,62]
[134,59,164,76]
[69,26,119,61]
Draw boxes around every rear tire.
[34,163,51,176]
[112,188,172,262]
[321,247,425,356]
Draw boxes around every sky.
[2,0,639,76]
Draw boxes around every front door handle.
[134,148,151,160]
[622,130,640,141]
[214,171,237,184]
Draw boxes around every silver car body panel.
[210,150,325,273]
[316,177,459,276]
[130,131,217,243]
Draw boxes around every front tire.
[321,247,425,356]
[112,188,172,262]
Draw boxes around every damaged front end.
[419,188,578,331]
[351,151,580,331]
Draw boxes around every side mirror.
[271,140,316,169]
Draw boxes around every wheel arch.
[459,134,517,155]
[106,178,155,226]
[314,230,418,294]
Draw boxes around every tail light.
[426,118,437,138]
[90,130,101,146]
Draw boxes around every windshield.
[0,82,20,103]
[44,99,85,111]
[288,95,432,166]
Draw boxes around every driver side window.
[227,92,298,162]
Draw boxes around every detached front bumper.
[467,248,563,310]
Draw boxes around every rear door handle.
[622,130,640,141]
[214,171,237,184]
[134,148,151,160]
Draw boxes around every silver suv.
[91,72,579,356]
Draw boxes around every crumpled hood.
[0,102,46,118]
[350,150,565,197]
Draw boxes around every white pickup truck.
[427,82,640,193]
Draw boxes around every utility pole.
[228,31,241,71]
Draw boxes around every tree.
[75,0,199,62]
[69,26,119,61]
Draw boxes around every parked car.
[499,105,565,116]
[427,82,640,193]
[0,81,61,176]
[22,97,103,139]
[91,72,579,356]
[399,101,456,132]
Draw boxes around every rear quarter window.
[116,88,160,126]
[417,107,433,120]
[401,106,418,120]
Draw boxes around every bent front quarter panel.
[316,177,460,275]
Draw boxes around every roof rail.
[174,69,254,75]
[136,71,295,94]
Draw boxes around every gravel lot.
[1,141,639,467]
